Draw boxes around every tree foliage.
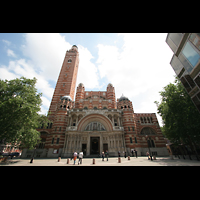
[0,77,49,149]
[155,77,200,148]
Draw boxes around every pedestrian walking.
[102,151,105,161]
[146,151,150,160]
[118,151,120,157]
[124,151,126,158]
[78,151,83,165]
[73,151,77,165]
[131,149,134,157]
[135,149,137,158]
[105,150,109,161]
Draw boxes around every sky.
[0,33,175,126]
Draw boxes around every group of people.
[117,149,138,158]
[131,149,138,158]
[101,150,108,161]
[71,149,140,165]
[71,151,83,165]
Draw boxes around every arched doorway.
[90,137,100,155]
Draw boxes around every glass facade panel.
[182,41,200,67]
[169,33,183,46]
[170,55,184,76]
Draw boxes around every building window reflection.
[182,41,200,67]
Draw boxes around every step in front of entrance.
[84,154,102,158]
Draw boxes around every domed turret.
[118,94,129,102]
[107,83,113,87]
[70,45,78,52]
[61,95,72,101]
[78,83,84,87]
[72,45,78,49]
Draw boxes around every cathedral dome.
[72,45,78,49]
[78,83,84,87]
[107,83,113,87]
[119,94,129,102]
[71,45,78,52]
[61,95,72,101]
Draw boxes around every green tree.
[155,77,200,159]
[0,76,50,149]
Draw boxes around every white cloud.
[21,33,72,81]
[76,45,99,89]
[41,96,50,108]
[7,49,17,57]
[0,66,19,80]
[2,39,11,46]
[6,59,54,99]
[96,33,175,125]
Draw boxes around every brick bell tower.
[48,45,79,118]
[44,45,79,153]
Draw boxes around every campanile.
[48,45,79,118]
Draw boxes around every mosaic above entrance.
[85,122,106,131]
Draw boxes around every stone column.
[86,135,90,156]
[68,135,71,153]
[114,134,117,151]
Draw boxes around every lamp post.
[146,135,153,161]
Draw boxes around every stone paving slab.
[1,156,200,166]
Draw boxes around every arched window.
[103,107,107,109]
[84,107,88,109]
[68,59,72,63]
[71,114,77,126]
[114,118,118,126]
[38,138,46,149]
[140,117,144,123]
[147,137,155,148]
[114,115,118,126]
[140,127,156,135]
[147,117,150,123]
[49,123,53,128]
[73,119,76,126]
[93,107,98,110]
[85,122,106,131]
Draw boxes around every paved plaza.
[1,156,200,166]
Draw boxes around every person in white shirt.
[78,152,83,165]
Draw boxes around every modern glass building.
[166,33,200,112]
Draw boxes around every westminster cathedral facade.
[22,45,169,158]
